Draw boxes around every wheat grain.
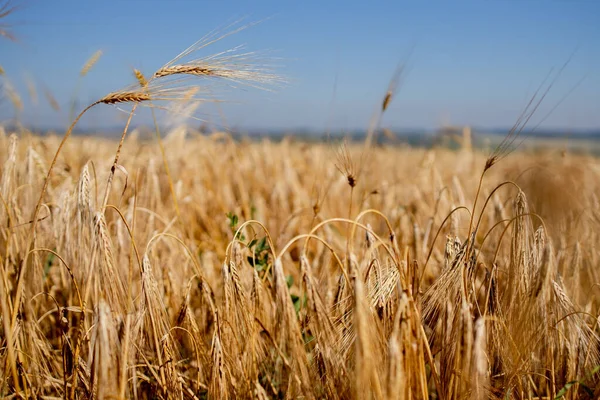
[133,68,148,88]
[99,91,151,104]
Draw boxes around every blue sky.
[1,0,599,132]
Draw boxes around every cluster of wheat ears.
[2,9,600,400]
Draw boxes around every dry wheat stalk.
[94,212,127,313]
[471,318,489,400]
[43,85,61,111]
[77,163,91,215]
[1,133,17,201]
[0,0,18,41]
[3,79,22,111]
[80,50,102,77]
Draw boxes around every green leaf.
[256,237,269,253]
[248,256,267,271]
[286,275,294,288]
[226,212,238,229]
[303,333,314,344]
[43,249,56,278]
[585,365,600,380]
[555,381,577,399]
[291,294,301,313]
[555,364,600,399]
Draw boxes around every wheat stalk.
[80,50,102,77]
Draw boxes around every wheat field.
[1,124,599,399]
[2,6,600,399]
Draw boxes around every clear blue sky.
[1,0,599,132]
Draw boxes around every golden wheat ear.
[153,19,285,91]
[335,139,357,189]
[80,50,103,77]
